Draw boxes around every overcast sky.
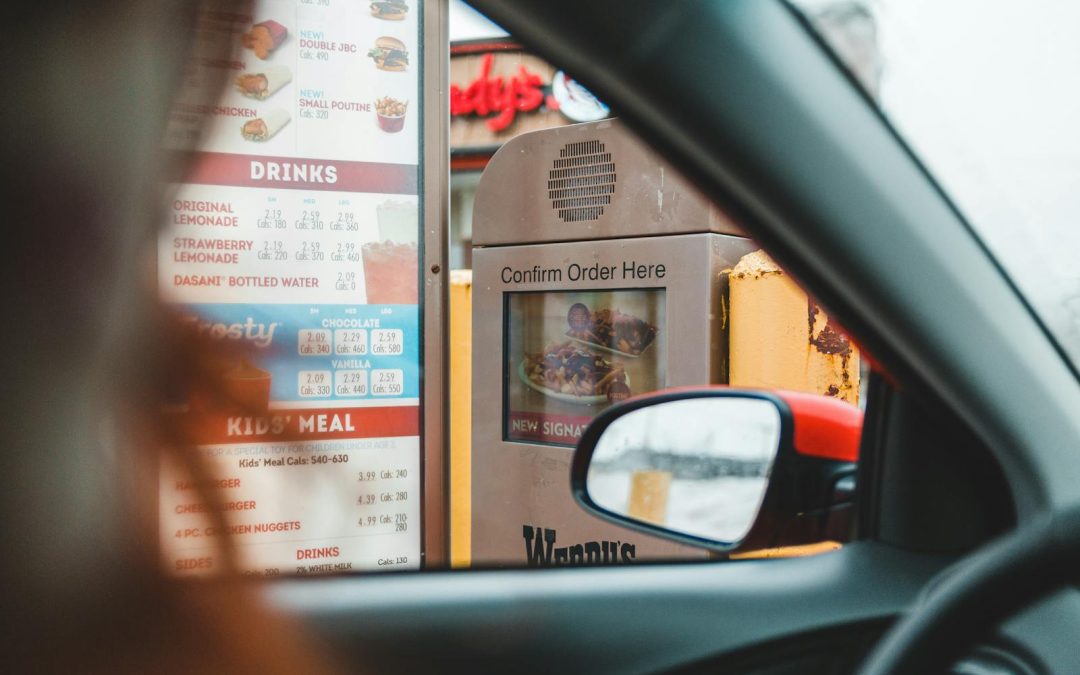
[867,0,1080,365]
[449,0,506,42]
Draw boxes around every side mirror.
[571,388,861,553]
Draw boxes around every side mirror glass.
[585,396,782,545]
[572,389,862,552]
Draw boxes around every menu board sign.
[159,0,424,576]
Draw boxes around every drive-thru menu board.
[159,0,422,576]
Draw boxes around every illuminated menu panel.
[159,0,422,576]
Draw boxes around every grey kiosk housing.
[471,119,757,566]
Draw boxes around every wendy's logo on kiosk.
[567,302,591,332]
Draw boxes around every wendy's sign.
[449,42,608,148]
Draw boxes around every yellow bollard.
[627,470,673,526]
[728,250,859,405]
[449,270,473,568]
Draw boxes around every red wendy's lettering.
[450,53,545,132]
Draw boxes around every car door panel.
[270,543,947,673]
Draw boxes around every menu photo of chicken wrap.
[505,289,666,447]
[241,108,290,142]
[234,65,292,100]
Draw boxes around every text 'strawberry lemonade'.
[363,200,418,304]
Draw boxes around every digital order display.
[504,289,667,447]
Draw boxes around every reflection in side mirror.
[585,397,782,545]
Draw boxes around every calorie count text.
[256,208,358,232]
[298,328,405,398]
[252,239,352,264]
[300,328,403,358]
[335,271,357,291]
[371,369,404,396]
[334,328,368,355]
[334,369,368,396]
[298,370,332,397]
[357,466,411,533]
[370,329,404,356]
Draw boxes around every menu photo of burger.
[370,0,408,20]
[374,96,407,133]
[367,36,408,71]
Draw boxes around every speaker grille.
[548,140,616,222]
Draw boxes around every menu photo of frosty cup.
[362,200,418,305]
[221,359,273,412]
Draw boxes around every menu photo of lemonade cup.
[362,200,418,305]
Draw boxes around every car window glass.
[447,1,862,570]
[160,0,867,578]
[795,0,1080,377]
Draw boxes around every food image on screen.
[521,341,631,403]
[505,289,666,447]
[565,305,659,356]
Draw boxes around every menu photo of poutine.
[519,341,632,405]
[565,303,659,357]
[374,96,408,133]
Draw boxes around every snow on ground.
[588,471,768,543]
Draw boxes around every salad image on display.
[565,303,659,357]
[520,341,631,405]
